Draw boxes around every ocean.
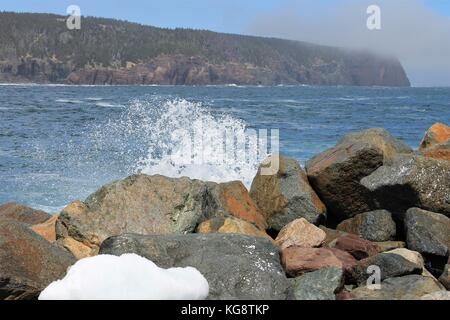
[0,84,449,213]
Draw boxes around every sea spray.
[88,97,270,189]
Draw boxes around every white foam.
[95,102,124,108]
[38,253,209,300]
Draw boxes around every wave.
[88,97,263,188]
[95,102,124,108]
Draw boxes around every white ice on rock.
[38,253,209,300]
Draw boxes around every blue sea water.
[0,84,449,213]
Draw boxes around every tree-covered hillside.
[0,12,410,86]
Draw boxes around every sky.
[1,0,450,86]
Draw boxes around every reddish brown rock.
[419,123,450,161]
[333,234,381,260]
[327,248,359,273]
[208,181,267,230]
[30,215,58,243]
[0,220,75,300]
[196,217,272,241]
[275,218,326,250]
[250,155,326,231]
[0,203,50,225]
[305,128,412,220]
[281,247,357,276]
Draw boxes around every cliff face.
[0,12,410,86]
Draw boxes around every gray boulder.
[250,155,326,230]
[361,155,450,216]
[336,210,396,242]
[100,233,289,300]
[288,267,344,300]
[349,251,422,285]
[404,208,450,258]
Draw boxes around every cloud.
[245,0,450,86]
[39,253,209,300]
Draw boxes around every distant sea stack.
[0,12,410,86]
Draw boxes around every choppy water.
[0,84,449,213]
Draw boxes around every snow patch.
[39,253,209,300]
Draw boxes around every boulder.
[404,208,450,258]
[419,123,450,161]
[306,128,412,220]
[206,180,267,230]
[385,247,441,283]
[336,210,396,242]
[349,274,443,300]
[56,174,267,256]
[337,128,413,157]
[275,218,326,250]
[0,220,75,300]
[196,217,272,241]
[100,233,288,300]
[30,215,58,243]
[0,203,50,225]
[349,251,422,285]
[288,267,344,300]
[250,155,326,231]
[361,155,450,216]
[332,234,381,260]
[281,247,356,276]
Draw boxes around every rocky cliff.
[0,12,410,86]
